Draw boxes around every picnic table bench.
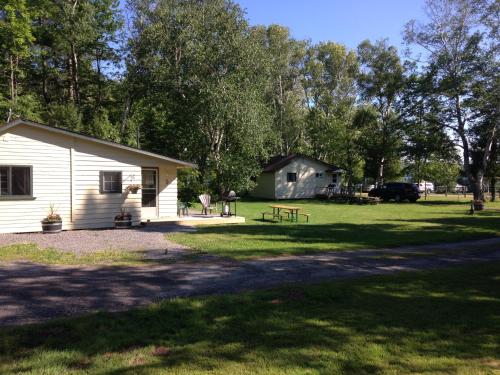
[262,204,310,223]
[317,193,380,205]
[261,211,283,222]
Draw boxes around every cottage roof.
[1,119,196,168]
[262,154,343,173]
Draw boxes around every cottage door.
[141,168,158,219]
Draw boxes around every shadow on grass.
[415,199,473,206]
[1,263,499,374]
[175,211,500,258]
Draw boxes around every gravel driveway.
[1,237,499,326]
[0,224,195,259]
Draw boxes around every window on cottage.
[100,171,122,193]
[287,172,297,182]
[315,172,323,178]
[0,166,32,196]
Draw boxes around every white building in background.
[251,154,344,200]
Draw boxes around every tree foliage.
[404,0,499,199]
[1,0,496,199]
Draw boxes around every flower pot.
[41,221,62,234]
[115,219,132,229]
[473,201,484,211]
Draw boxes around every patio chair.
[177,201,189,217]
[199,194,217,215]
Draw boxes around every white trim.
[70,145,75,223]
[1,119,196,168]
[141,167,159,218]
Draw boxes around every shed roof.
[1,119,196,168]
[262,154,344,173]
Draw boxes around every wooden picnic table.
[269,204,301,222]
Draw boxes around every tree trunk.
[7,55,15,122]
[96,49,101,107]
[473,124,497,200]
[71,43,80,104]
[475,170,484,201]
[136,122,141,149]
[120,95,131,140]
[377,157,385,186]
[455,96,475,193]
[68,54,75,102]
[491,176,496,202]
[42,51,49,104]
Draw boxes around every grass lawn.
[1,262,499,374]
[169,195,500,259]
[0,244,151,266]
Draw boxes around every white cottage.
[0,119,195,233]
[251,154,344,199]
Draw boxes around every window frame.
[0,165,33,199]
[315,172,324,179]
[99,171,123,194]
[286,172,297,183]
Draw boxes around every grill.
[221,190,240,217]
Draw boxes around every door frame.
[141,167,159,218]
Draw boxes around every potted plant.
[115,209,132,229]
[41,204,62,234]
[473,199,484,211]
[125,184,141,194]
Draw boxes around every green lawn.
[169,196,500,259]
[0,244,153,266]
[1,262,499,374]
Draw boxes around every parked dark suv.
[368,182,420,202]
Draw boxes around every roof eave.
[2,119,197,168]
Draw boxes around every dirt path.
[1,237,499,326]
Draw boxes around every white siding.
[157,164,178,217]
[71,139,143,229]
[0,123,180,233]
[275,158,330,199]
[0,126,72,233]
[250,172,276,199]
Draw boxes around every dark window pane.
[142,192,157,207]
[11,167,31,195]
[287,172,297,182]
[0,167,8,195]
[101,171,122,193]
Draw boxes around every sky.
[235,0,427,50]
[119,0,428,51]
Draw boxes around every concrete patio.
[143,214,245,226]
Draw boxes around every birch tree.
[404,0,499,200]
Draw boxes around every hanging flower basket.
[125,184,141,194]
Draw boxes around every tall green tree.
[6,0,124,137]
[356,39,405,184]
[253,25,308,155]
[302,41,361,183]
[0,0,35,121]
[400,70,458,185]
[404,0,499,200]
[127,0,273,194]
